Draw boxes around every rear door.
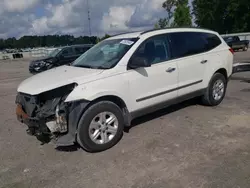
[169,32,208,96]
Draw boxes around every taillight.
[229,48,234,54]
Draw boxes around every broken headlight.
[38,83,77,103]
[36,83,78,133]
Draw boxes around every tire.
[201,73,227,106]
[77,101,124,153]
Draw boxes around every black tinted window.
[62,47,74,56]
[223,37,233,42]
[133,35,170,65]
[170,32,222,59]
[201,33,222,50]
[169,32,208,58]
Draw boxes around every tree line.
[155,0,250,34]
[1,0,250,50]
[0,34,111,50]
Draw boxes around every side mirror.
[129,56,151,69]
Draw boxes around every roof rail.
[111,30,144,37]
[140,26,215,35]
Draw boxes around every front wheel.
[77,101,124,152]
[201,73,227,106]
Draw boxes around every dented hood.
[18,65,104,95]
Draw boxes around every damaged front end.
[15,83,89,146]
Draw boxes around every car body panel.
[18,65,104,95]
[125,62,178,112]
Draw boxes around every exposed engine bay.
[15,83,89,146]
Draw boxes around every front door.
[127,34,178,112]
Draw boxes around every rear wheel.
[77,101,124,152]
[201,73,227,106]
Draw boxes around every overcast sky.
[0,0,193,38]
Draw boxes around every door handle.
[201,60,208,64]
[166,67,176,73]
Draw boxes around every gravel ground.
[234,49,250,63]
[0,52,250,188]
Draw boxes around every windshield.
[72,38,138,69]
[48,48,62,57]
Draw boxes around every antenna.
[86,0,92,36]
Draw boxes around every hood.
[18,65,104,95]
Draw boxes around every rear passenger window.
[169,32,222,59]
[169,32,207,58]
[133,35,170,65]
[201,33,222,50]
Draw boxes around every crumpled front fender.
[55,100,90,146]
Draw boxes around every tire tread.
[77,101,124,153]
[201,73,227,106]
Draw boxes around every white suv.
[16,28,234,152]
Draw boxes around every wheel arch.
[215,68,228,81]
[81,95,132,127]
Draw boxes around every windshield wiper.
[96,66,110,69]
[74,65,95,69]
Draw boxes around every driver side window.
[133,35,170,66]
[62,47,74,56]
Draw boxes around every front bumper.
[29,66,45,74]
[16,104,53,143]
[16,98,90,147]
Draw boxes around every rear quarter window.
[169,32,207,58]
[201,33,222,51]
[169,32,222,59]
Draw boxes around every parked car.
[16,28,234,152]
[29,44,94,74]
[223,36,249,51]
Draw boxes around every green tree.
[154,18,169,29]
[155,0,192,28]
[192,0,250,33]
[97,34,111,42]
[162,0,176,23]
[0,35,99,50]
[173,0,192,27]
[155,0,176,28]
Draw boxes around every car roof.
[108,27,219,40]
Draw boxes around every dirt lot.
[0,52,250,188]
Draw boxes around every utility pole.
[86,0,92,36]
